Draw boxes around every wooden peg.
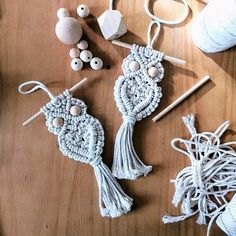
[22,78,88,127]
[112,40,186,65]
[152,76,211,122]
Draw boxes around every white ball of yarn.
[77,4,90,18]
[55,17,83,45]
[90,57,103,70]
[192,0,236,53]
[80,50,93,62]
[57,8,70,20]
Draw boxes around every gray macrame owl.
[112,44,164,180]
[19,80,133,218]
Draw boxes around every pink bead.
[52,117,64,128]
[70,105,81,116]
[148,67,159,77]
[69,48,80,58]
[129,61,139,71]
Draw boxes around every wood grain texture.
[0,0,235,235]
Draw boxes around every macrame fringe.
[112,120,152,180]
[93,161,133,218]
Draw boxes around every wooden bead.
[71,58,83,71]
[52,117,64,128]
[55,17,83,45]
[69,48,80,58]
[77,4,90,18]
[97,10,127,40]
[77,40,88,50]
[129,61,139,71]
[90,57,103,70]
[80,50,93,62]
[70,105,81,116]
[57,8,70,20]
[148,67,159,77]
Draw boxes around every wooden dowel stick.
[22,78,88,127]
[112,40,186,65]
[152,76,211,122]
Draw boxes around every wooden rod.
[112,40,186,65]
[22,78,88,127]
[152,76,211,122]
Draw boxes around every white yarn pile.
[192,0,236,53]
[163,114,236,236]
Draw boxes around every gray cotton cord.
[18,81,133,218]
[163,114,236,236]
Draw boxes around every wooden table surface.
[0,0,235,235]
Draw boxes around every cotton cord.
[18,81,133,218]
[192,0,236,53]
[163,114,236,235]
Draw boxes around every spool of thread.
[192,0,236,53]
[216,194,236,236]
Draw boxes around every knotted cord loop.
[147,21,161,48]
[18,81,55,100]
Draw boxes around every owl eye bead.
[128,61,139,72]
[70,105,81,116]
[90,57,103,70]
[77,40,88,50]
[53,117,64,128]
[71,58,83,71]
[69,48,80,58]
[148,67,159,78]
[80,50,93,62]
[77,4,90,18]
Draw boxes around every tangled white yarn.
[18,81,133,218]
[163,114,236,236]
[192,0,236,53]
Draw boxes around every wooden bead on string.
[77,4,90,18]
[70,105,81,116]
[55,17,83,45]
[128,61,139,72]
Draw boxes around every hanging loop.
[147,20,161,48]
[144,0,189,25]
[18,81,55,100]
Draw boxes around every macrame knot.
[123,115,136,125]
[90,157,102,168]
[192,161,204,189]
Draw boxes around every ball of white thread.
[57,8,70,20]
[192,0,236,53]
[216,194,236,236]
[55,17,83,45]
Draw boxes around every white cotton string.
[147,21,161,48]
[144,0,189,25]
[192,0,236,53]
[18,81,55,100]
[163,114,236,234]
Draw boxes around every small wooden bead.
[80,50,93,62]
[55,17,83,45]
[90,57,103,70]
[70,105,81,116]
[129,61,139,71]
[77,40,88,50]
[69,48,80,58]
[71,58,83,71]
[57,8,70,20]
[148,67,159,78]
[77,4,90,18]
[52,117,64,128]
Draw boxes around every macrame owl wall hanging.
[18,78,133,218]
[110,0,189,180]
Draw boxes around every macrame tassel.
[112,118,152,180]
[92,160,133,217]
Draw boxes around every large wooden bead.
[148,67,159,78]
[129,61,139,71]
[70,105,81,116]
[97,10,127,40]
[52,117,64,128]
[55,17,83,45]
[80,50,93,62]
[57,8,70,20]
[77,4,90,18]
